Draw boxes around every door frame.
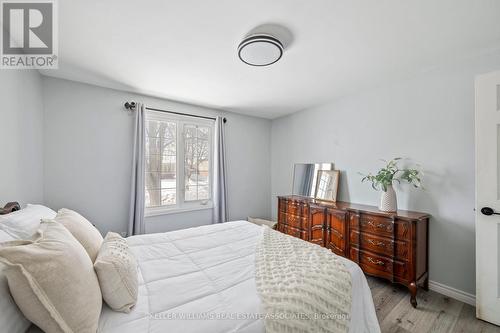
[475,70,500,325]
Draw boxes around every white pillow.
[0,233,31,333]
[94,232,138,313]
[0,204,56,239]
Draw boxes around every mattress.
[98,221,380,333]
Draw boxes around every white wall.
[0,70,44,206]
[271,51,500,295]
[42,77,271,235]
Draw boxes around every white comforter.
[98,221,380,333]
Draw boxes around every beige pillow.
[94,232,138,313]
[0,263,31,333]
[49,208,103,262]
[0,221,102,333]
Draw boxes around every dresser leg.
[409,282,418,308]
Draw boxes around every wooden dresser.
[277,195,429,307]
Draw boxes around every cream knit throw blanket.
[255,226,352,333]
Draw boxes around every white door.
[476,70,500,325]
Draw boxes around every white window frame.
[145,111,214,217]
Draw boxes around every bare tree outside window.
[184,125,210,201]
[144,115,213,210]
[145,120,176,207]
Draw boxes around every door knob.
[480,207,500,216]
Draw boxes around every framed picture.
[314,170,340,202]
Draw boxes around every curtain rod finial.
[124,101,136,110]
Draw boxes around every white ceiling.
[41,0,500,119]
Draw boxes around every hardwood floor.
[367,276,500,333]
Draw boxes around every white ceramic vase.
[379,184,397,212]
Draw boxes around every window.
[144,111,213,215]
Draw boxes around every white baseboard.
[428,280,475,306]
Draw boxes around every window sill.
[145,204,213,218]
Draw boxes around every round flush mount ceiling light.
[238,34,284,66]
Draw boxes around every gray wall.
[0,70,44,206]
[42,77,271,235]
[3,53,495,296]
[271,51,500,295]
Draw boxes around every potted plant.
[360,158,422,212]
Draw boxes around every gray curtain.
[128,103,146,235]
[213,116,227,223]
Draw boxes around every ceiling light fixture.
[238,34,284,66]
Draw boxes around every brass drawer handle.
[367,239,386,247]
[366,220,391,230]
[367,256,385,266]
[367,221,385,228]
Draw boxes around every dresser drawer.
[350,230,409,259]
[286,226,308,240]
[286,200,309,216]
[278,198,287,213]
[359,215,394,238]
[350,214,410,240]
[280,213,308,230]
[350,247,408,280]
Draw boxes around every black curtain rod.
[124,101,227,123]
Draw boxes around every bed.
[1,204,380,333]
[98,221,380,333]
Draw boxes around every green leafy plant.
[360,158,423,192]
